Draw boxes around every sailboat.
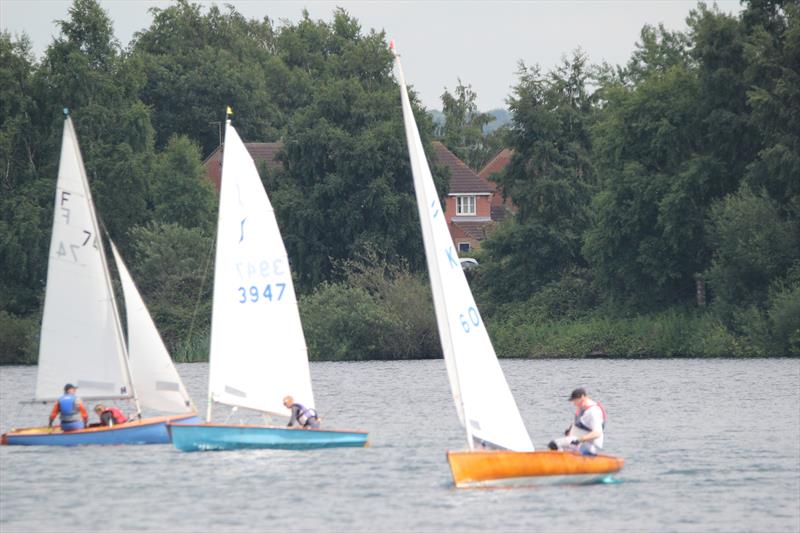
[392,43,624,486]
[168,113,368,452]
[1,113,200,446]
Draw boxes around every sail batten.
[207,121,314,419]
[394,51,534,452]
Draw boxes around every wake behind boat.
[392,43,623,486]
[2,113,199,446]
[168,111,367,452]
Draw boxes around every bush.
[0,311,38,364]
[301,282,388,360]
[705,188,799,315]
[172,328,210,362]
[765,263,800,355]
[299,251,440,360]
[768,282,800,355]
[488,308,748,358]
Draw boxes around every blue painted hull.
[168,423,369,452]
[1,414,201,446]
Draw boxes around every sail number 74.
[238,283,286,303]
[459,307,481,332]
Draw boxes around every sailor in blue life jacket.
[283,395,320,429]
[547,387,607,455]
[48,383,88,432]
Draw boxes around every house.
[432,142,514,253]
[203,140,512,253]
[203,142,283,192]
[478,148,515,222]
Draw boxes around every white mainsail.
[110,242,194,413]
[207,120,314,419]
[394,48,534,451]
[35,116,134,402]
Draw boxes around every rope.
[185,233,216,358]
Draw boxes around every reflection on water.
[1,359,799,532]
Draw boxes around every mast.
[206,107,233,423]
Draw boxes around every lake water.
[1,359,799,532]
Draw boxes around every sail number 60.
[459,307,481,333]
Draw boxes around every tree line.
[0,0,797,363]
[474,1,798,356]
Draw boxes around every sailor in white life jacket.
[548,387,607,455]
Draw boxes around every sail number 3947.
[238,283,286,303]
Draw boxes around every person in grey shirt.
[282,395,320,429]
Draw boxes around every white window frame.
[458,242,471,253]
[456,195,476,216]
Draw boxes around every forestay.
[35,116,133,402]
[207,121,314,418]
[111,242,194,413]
[394,48,534,452]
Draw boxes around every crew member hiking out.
[283,395,320,429]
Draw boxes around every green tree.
[151,135,216,232]
[584,6,759,309]
[37,0,156,247]
[268,9,438,290]
[688,3,759,192]
[132,0,280,155]
[742,0,800,208]
[0,33,51,315]
[437,80,495,170]
[625,23,692,84]
[480,52,595,303]
[127,222,214,353]
[705,187,799,315]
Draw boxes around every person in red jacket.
[93,404,128,427]
[48,384,88,432]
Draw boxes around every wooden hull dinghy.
[393,42,624,485]
[448,450,624,487]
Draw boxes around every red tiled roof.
[448,222,471,240]
[203,142,284,171]
[478,148,513,187]
[491,204,511,222]
[452,220,494,241]
[431,141,493,194]
[478,148,518,214]
[244,142,284,171]
[204,141,285,193]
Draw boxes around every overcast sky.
[2,0,743,110]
